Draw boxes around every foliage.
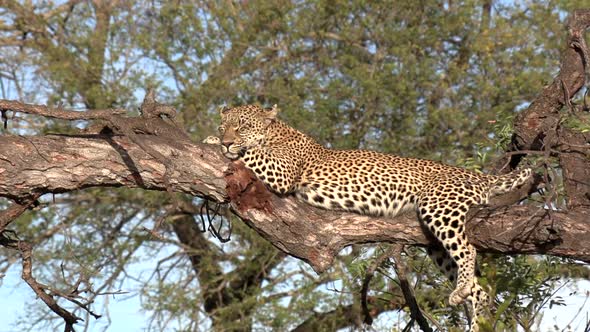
[564,112,590,134]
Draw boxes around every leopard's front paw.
[203,136,221,145]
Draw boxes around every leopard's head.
[217,104,278,159]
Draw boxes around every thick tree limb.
[0,99,125,120]
[508,9,590,208]
[0,132,588,273]
[511,9,590,151]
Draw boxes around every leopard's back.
[295,149,491,217]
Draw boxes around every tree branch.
[0,99,125,120]
[0,123,588,273]
[0,193,40,233]
[511,9,590,152]
[507,9,590,208]
[19,241,82,332]
[392,245,433,332]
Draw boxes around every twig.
[206,201,231,243]
[0,194,41,233]
[1,109,7,129]
[199,200,232,242]
[401,317,415,332]
[41,281,108,320]
[561,79,574,111]
[560,290,589,332]
[391,244,433,332]
[142,212,169,240]
[361,245,397,325]
[19,241,82,332]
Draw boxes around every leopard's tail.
[489,168,532,195]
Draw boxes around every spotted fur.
[204,104,532,331]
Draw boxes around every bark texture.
[0,133,588,273]
[509,9,590,208]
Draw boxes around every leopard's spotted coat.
[204,104,531,331]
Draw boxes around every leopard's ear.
[218,105,230,114]
[263,104,279,124]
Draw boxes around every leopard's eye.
[218,126,225,133]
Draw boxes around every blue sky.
[0,254,149,332]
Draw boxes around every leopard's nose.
[221,140,233,148]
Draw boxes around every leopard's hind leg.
[418,190,477,306]
[428,246,490,332]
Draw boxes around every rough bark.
[509,9,590,208]
[0,133,588,273]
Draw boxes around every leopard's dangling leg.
[418,193,476,307]
[427,245,459,284]
[427,246,490,332]
[467,282,490,332]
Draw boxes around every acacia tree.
[0,2,589,332]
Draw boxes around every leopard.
[203,104,532,332]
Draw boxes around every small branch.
[139,89,177,119]
[0,194,40,233]
[42,281,105,320]
[392,245,433,332]
[19,241,82,332]
[1,109,7,129]
[361,245,397,325]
